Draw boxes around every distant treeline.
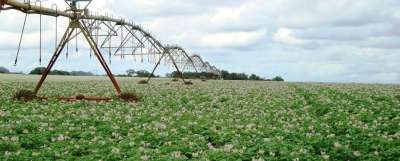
[221,70,284,81]
[221,70,263,80]
[166,70,284,81]
[117,69,158,78]
[166,71,220,79]
[0,66,23,74]
[0,67,9,73]
[29,67,95,76]
[1,66,284,81]
[120,69,277,81]
[0,66,95,76]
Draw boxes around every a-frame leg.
[147,52,166,82]
[34,20,122,96]
[34,27,76,94]
[147,50,186,83]
[167,54,186,82]
[78,20,122,95]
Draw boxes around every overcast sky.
[1,0,400,84]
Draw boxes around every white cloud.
[200,29,267,48]
[0,31,55,48]
[210,7,243,25]
[273,28,304,45]
[1,0,400,83]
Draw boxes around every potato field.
[0,74,399,160]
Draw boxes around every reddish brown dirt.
[75,94,85,100]
[138,80,148,84]
[13,90,37,101]
[58,96,112,102]
[118,92,140,102]
[184,81,193,85]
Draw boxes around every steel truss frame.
[188,55,222,78]
[0,0,222,96]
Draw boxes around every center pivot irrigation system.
[0,0,222,101]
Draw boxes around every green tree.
[50,70,70,75]
[249,74,263,80]
[272,76,284,82]
[29,67,46,75]
[135,70,154,77]
[0,67,9,73]
[126,69,136,77]
[70,71,94,76]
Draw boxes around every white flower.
[10,136,18,142]
[165,141,172,146]
[155,122,167,130]
[263,138,271,142]
[321,151,329,160]
[57,135,65,141]
[32,152,39,156]
[322,154,329,160]
[269,151,275,157]
[207,142,215,150]
[192,152,199,158]
[4,151,11,156]
[172,151,181,158]
[252,158,264,161]
[141,155,149,161]
[276,136,284,141]
[353,151,361,157]
[0,110,6,117]
[334,142,342,149]
[224,144,234,152]
[111,147,120,154]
